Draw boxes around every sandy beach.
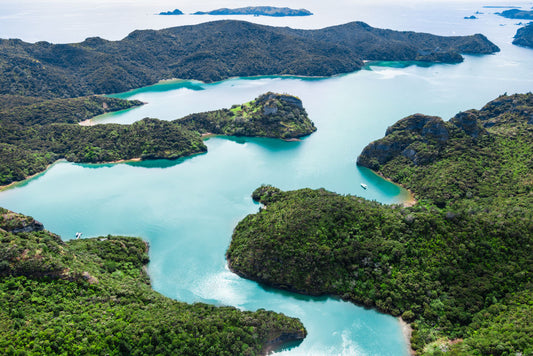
[399,317,415,355]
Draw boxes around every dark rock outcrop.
[450,111,487,138]
[357,93,533,171]
[0,207,45,233]
[357,114,455,169]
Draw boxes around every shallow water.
[1,1,533,354]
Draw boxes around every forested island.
[0,20,499,98]
[0,92,315,187]
[0,208,306,354]
[227,93,533,354]
[497,9,533,19]
[158,9,183,16]
[513,22,533,48]
[192,7,313,17]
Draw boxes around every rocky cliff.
[357,92,533,206]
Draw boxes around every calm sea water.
[1,1,533,355]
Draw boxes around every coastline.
[106,157,142,164]
[0,160,65,192]
[399,317,415,355]
[362,167,417,207]
[229,262,416,355]
[79,118,93,126]
[0,157,144,192]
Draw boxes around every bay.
[1,0,533,355]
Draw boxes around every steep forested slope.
[0,208,306,354]
[227,93,533,354]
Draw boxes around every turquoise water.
[2,1,533,355]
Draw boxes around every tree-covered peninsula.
[513,22,533,49]
[0,92,315,187]
[0,208,306,354]
[226,93,533,355]
[178,92,315,138]
[0,20,499,98]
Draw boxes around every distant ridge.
[0,20,499,98]
[193,6,312,17]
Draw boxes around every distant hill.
[158,9,183,15]
[497,9,533,19]
[513,22,533,48]
[193,6,312,17]
[0,20,499,98]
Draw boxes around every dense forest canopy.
[227,93,533,355]
[0,208,306,355]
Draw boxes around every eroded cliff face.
[356,114,456,169]
[355,93,532,170]
[356,93,532,207]
[0,207,45,233]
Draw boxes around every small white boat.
[361,183,368,189]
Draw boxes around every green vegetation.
[357,93,533,210]
[0,92,314,186]
[227,93,533,354]
[179,92,315,139]
[0,208,306,355]
[0,95,143,126]
[0,21,498,98]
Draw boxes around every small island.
[158,9,183,16]
[483,5,521,9]
[464,15,477,20]
[497,9,533,19]
[0,207,306,354]
[0,92,315,187]
[513,22,533,48]
[227,93,533,355]
[193,6,313,17]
